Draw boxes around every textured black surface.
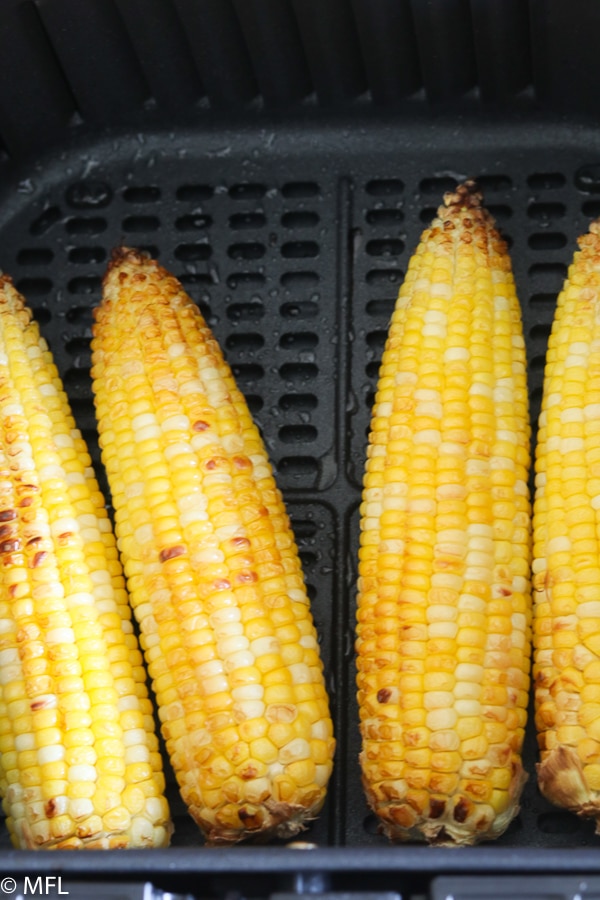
[0,117,599,878]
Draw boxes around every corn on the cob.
[533,218,600,827]
[90,248,335,845]
[0,275,171,849]
[355,180,532,845]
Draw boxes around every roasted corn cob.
[355,180,532,845]
[0,275,171,849]
[90,248,335,845]
[533,218,600,827]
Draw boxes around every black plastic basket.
[2,2,600,898]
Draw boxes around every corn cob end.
[194,799,324,847]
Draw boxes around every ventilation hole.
[576,164,600,193]
[582,200,600,218]
[122,215,160,233]
[69,396,95,416]
[365,209,404,226]
[65,306,94,325]
[419,207,437,223]
[231,363,264,383]
[527,173,566,190]
[528,262,568,281]
[366,269,403,286]
[245,395,263,415]
[299,550,318,568]
[176,214,212,231]
[279,393,318,412]
[281,182,319,198]
[228,242,266,261]
[227,273,266,288]
[363,814,380,836]
[366,178,404,196]
[530,354,547,372]
[366,239,404,257]
[530,293,557,308]
[487,204,512,221]
[281,211,319,229]
[528,232,567,251]
[528,202,566,223]
[280,271,319,287]
[197,301,214,323]
[17,248,54,265]
[279,332,318,351]
[65,217,107,236]
[290,518,318,539]
[68,276,102,295]
[229,213,266,230]
[305,582,317,601]
[279,425,318,444]
[280,300,319,319]
[31,306,51,325]
[366,361,381,378]
[177,184,214,202]
[225,333,264,353]
[15,277,52,297]
[178,273,214,288]
[530,385,544,411]
[477,174,512,191]
[175,243,212,262]
[279,362,318,383]
[66,181,113,209]
[30,206,61,235]
[366,298,395,317]
[65,336,91,358]
[530,323,552,341]
[229,183,267,200]
[281,241,319,259]
[63,368,92,393]
[278,456,319,478]
[419,176,457,194]
[68,246,106,265]
[537,811,581,834]
[367,330,387,351]
[226,302,264,322]
[123,186,161,203]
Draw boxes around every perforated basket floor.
[2,113,600,883]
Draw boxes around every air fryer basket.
[2,1,600,897]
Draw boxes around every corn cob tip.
[104,246,155,285]
[441,178,483,212]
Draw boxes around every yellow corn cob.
[355,180,532,845]
[0,275,171,849]
[533,218,600,826]
[90,248,335,845]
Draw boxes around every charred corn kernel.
[533,218,600,828]
[355,181,532,846]
[90,248,335,845]
[0,276,171,850]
